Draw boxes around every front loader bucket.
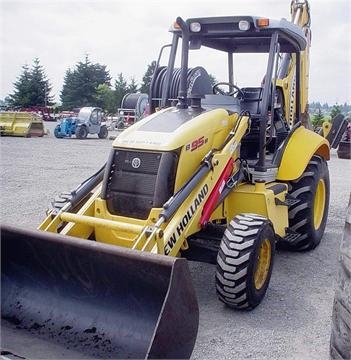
[0,112,45,137]
[1,225,199,359]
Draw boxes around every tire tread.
[216,214,275,310]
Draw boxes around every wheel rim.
[254,239,271,290]
[313,179,326,230]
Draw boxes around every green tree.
[9,59,53,107]
[114,73,129,108]
[61,55,111,109]
[330,104,342,120]
[312,108,325,128]
[9,64,31,107]
[60,69,77,109]
[128,77,138,93]
[140,61,156,94]
[0,96,11,109]
[94,83,116,114]
[30,58,54,106]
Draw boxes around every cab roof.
[172,16,307,53]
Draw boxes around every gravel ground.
[1,121,350,360]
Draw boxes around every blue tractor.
[54,107,108,139]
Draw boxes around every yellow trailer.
[0,111,45,137]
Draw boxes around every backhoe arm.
[277,0,311,127]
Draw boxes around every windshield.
[187,47,269,89]
[78,108,102,124]
[152,36,273,111]
[78,108,92,121]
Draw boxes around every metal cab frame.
[150,15,308,172]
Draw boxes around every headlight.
[190,22,201,32]
[238,20,250,31]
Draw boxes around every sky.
[0,0,350,105]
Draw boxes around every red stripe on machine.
[200,158,234,227]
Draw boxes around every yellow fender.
[277,126,330,181]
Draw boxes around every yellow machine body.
[39,102,329,254]
[39,109,248,254]
[226,182,289,237]
[0,111,45,137]
[277,126,330,181]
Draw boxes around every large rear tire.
[216,214,275,310]
[76,126,88,139]
[330,200,351,359]
[283,155,330,251]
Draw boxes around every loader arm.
[155,114,249,257]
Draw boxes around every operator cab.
[150,15,307,170]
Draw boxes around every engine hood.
[113,107,231,151]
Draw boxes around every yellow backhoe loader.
[1,1,346,359]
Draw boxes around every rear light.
[172,21,181,30]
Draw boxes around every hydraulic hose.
[160,160,212,222]
[67,163,106,209]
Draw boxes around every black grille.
[103,149,178,219]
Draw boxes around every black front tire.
[98,125,108,139]
[54,126,63,138]
[216,214,275,310]
[76,126,88,139]
[283,155,330,251]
